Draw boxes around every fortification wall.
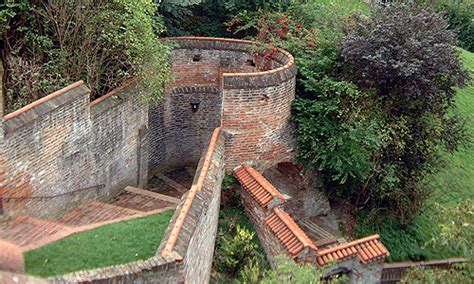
[153,37,297,173]
[0,82,149,217]
[148,38,256,171]
[51,128,225,283]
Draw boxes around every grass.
[25,210,174,277]
[355,49,474,262]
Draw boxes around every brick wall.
[155,37,298,173]
[240,188,288,268]
[0,82,149,217]
[148,39,255,172]
[157,128,225,283]
[148,86,221,171]
[222,77,296,172]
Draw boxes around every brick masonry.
[240,188,289,269]
[0,82,149,218]
[0,36,297,282]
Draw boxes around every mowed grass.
[25,210,174,277]
[356,49,474,261]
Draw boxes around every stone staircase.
[298,219,347,249]
[0,216,73,248]
[0,186,182,252]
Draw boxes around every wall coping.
[162,36,297,89]
[3,80,85,121]
[89,80,134,107]
[2,81,90,133]
[160,127,222,256]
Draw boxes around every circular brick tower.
[158,37,297,172]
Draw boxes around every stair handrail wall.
[380,258,468,283]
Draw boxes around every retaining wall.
[0,82,149,217]
[51,128,225,283]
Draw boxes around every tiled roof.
[234,164,286,208]
[265,208,317,258]
[316,234,389,266]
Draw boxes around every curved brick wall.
[150,37,297,172]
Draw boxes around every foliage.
[1,0,172,113]
[159,0,290,37]
[213,208,269,282]
[260,256,345,284]
[416,0,474,52]
[336,3,470,223]
[25,210,174,277]
[400,201,474,283]
[355,33,474,263]
[215,225,259,277]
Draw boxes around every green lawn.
[25,210,174,277]
[355,49,474,261]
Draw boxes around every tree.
[340,3,470,222]
[1,0,172,112]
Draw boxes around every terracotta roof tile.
[265,208,317,258]
[234,164,286,208]
[316,234,389,266]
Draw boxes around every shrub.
[261,255,346,284]
[1,0,172,113]
[215,225,258,277]
[417,0,474,52]
[340,3,470,222]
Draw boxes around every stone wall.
[0,82,148,217]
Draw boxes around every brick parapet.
[157,128,225,282]
[163,36,297,90]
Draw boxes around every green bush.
[340,4,470,223]
[215,225,258,277]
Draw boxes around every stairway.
[0,216,72,248]
[147,165,196,198]
[0,185,181,252]
[298,219,347,249]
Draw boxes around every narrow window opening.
[193,54,202,62]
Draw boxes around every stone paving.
[0,168,194,252]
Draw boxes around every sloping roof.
[316,234,389,266]
[234,164,286,208]
[265,208,317,258]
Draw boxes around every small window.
[192,54,202,62]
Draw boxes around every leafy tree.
[1,0,172,112]
[340,3,470,222]
[159,0,290,37]
[416,0,474,52]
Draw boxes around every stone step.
[125,186,181,204]
[0,216,72,248]
[58,200,141,227]
[155,173,188,194]
[299,219,335,239]
[111,189,177,212]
